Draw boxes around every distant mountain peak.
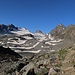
[50,24,66,38]
[56,24,66,28]
[59,23,64,26]
[0,24,19,34]
[50,24,75,40]
[8,24,15,26]
[67,24,75,28]
[35,30,43,34]
[7,24,18,31]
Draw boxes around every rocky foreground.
[0,46,75,75]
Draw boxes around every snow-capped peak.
[11,28,32,35]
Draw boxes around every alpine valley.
[0,24,75,75]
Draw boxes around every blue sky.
[0,0,75,33]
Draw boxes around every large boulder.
[19,62,35,75]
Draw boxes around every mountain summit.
[0,24,18,34]
[0,24,75,41]
[50,24,66,39]
[7,24,18,31]
[50,24,75,41]
[35,30,43,34]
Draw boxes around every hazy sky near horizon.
[0,0,75,33]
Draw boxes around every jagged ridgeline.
[0,24,18,34]
[0,24,75,53]
[50,24,75,41]
[0,24,75,41]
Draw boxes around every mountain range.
[0,24,75,54]
[0,24,75,40]
[0,24,75,75]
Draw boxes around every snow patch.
[48,34,54,40]
[15,50,41,53]
[11,28,32,35]
[45,42,51,45]
[9,42,40,49]
[50,39,62,43]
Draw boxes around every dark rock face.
[0,24,18,34]
[0,46,22,61]
[7,24,18,31]
[0,24,9,34]
[0,24,7,29]
[0,46,22,75]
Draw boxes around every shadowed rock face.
[0,24,9,34]
[0,46,22,61]
[0,24,18,34]
[7,24,18,31]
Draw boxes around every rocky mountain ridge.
[0,24,75,41]
[0,24,18,34]
[0,24,75,54]
[50,24,75,41]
